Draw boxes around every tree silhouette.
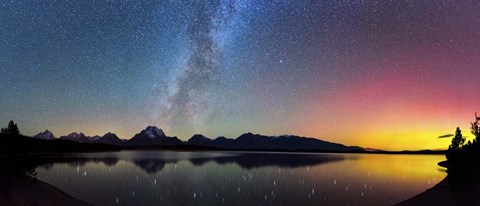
[446,127,465,162]
[8,120,20,135]
[471,112,480,143]
[450,127,465,151]
[0,120,20,135]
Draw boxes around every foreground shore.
[396,177,454,206]
[0,175,91,206]
[2,176,453,206]
[397,160,455,206]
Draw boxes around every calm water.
[35,151,445,206]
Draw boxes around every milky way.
[162,0,239,134]
[1,0,479,150]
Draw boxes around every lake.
[35,151,445,205]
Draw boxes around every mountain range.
[34,131,124,146]
[32,126,363,152]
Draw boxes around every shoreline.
[0,174,92,206]
[396,160,454,206]
[396,177,454,206]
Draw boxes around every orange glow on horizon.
[294,53,479,151]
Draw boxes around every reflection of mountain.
[30,156,167,174]
[101,157,119,167]
[33,157,120,168]
[32,152,347,174]
[189,153,345,169]
[132,159,167,174]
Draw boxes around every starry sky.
[1,0,479,150]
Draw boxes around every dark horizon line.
[4,120,450,152]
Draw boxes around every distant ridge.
[52,132,123,146]
[186,132,363,152]
[38,126,364,152]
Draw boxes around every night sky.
[1,0,479,150]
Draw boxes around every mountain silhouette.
[210,136,236,148]
[37,126,363,151]
[97,132,123,146]
[186,134,212,146]
[33,130,55,140]
[126,126,183,146]
[59,132,90,143]
[90,135,102,141]
[186,132,362,151]
[53,131,123,145]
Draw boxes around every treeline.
[444,113,480,203]
[446,113,480,167]
[0,121,120,154]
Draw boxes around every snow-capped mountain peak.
[144,126,165,138]
[33,130,56,140]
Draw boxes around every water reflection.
[189,153,346,169]
[37,152,346,174]
[34,151,445,206]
